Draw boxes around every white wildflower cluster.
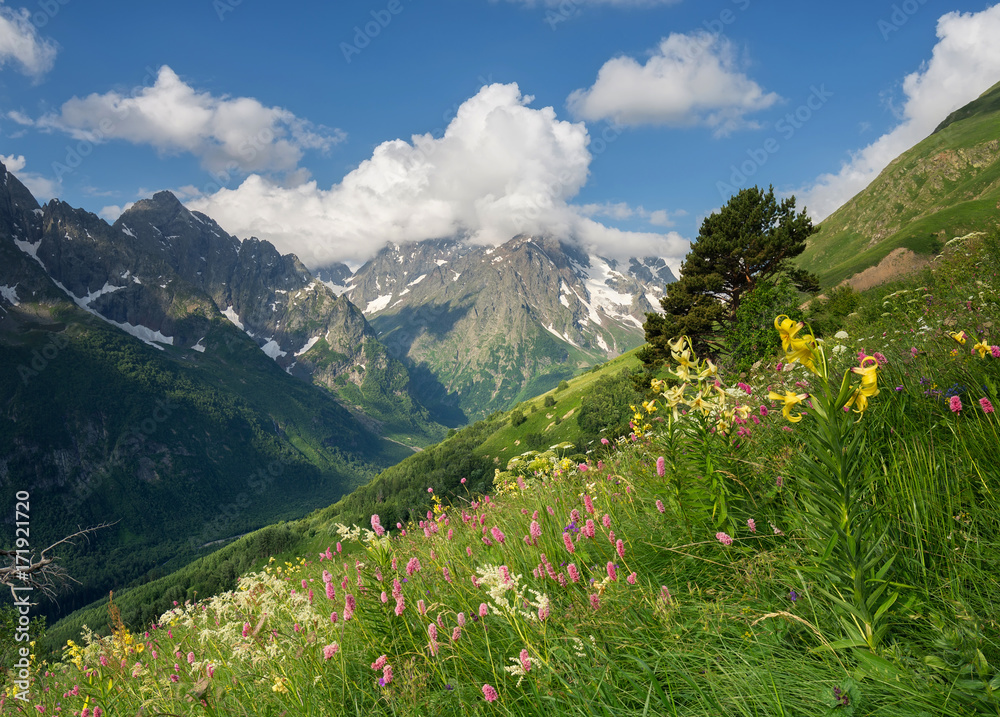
[334,523,363,543]
[475,563,527,616]
[503,656,529,686]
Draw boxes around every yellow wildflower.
[973,339,990,358]
[949,330,967,345]
[767,390,809,422]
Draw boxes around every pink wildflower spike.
[448,528,454,540]
[482,684,499,703]
[418,599,427,616]
[326,582,336,600]
[607,562,617,581]
[452,626,462,641]
[371,655,388,671]
[461,477,467,483]
[981,397,995,414]
[392,578,402,600]
[479,603,489,617]
[583,519,595,539]
[950,395,962,413]
[747,518,757,533]
[381,591,389,603]
[570,508,581,523]
[584,494,595,514]
[716,532,733,546]
[187,651,195,664]
[589,593,600,611]
[330,611,338,624]
[660,586,672,602]
[547,505,555,515]
[568,563,580,582]
[992,346,1000,358]
[382,663,393,685]
[394,597,405,616]
[343,594,356,621]
[467,546,473,557]
[562,531,576,553]
[406,558,421,576]
[608,530,616,544]
[443,567,452,583]
[458,612,466,627]
[491,526,506,543]
[655,499,665,514]
[336,542,342,554]
[602,514,611,529]
[616,539,625,558]
[627,572,637,585]
[530,520,542,540]
[656,456,666,477]
[427,487,434,493]
[601,437,610,445]
[520,649,532,672]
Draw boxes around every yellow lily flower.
[785,336,820,375]
[668,336,688,353]
[672,348,696,370]
[672,363,693,382]
[768,390,809,423]
[851,356,880,395]
[697,358,719,380]
[774,315,806,352]
[844,389,866,414]
[973,339,990,358]
[949,330,967,345]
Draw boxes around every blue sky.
[2,0,1000,273]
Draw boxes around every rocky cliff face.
[337,235,675,418]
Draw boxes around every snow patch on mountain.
[261,338,287,359]
[0,284,20,306]
[365,293,393,314]
[222,305,244,330]
[295,336,321,356]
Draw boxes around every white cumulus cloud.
[187,83,688,271]
[0,3,57,81]
[36,65,344,176]
[1,153,59,199]
[799,4,1000,221]
[567,32,779,136]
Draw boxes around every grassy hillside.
[12,233,1000,716]
[799,80,1000,286]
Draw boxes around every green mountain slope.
[799,80,1000,286]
